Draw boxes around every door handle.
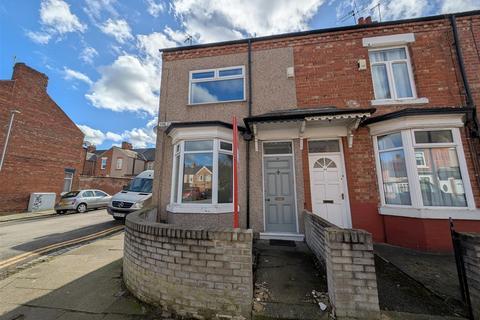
[323,200,334,204]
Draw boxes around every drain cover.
[269,239,296,247]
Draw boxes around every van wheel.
[76,203,87,213]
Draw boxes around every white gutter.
[0,110,21,172]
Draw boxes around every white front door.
[308,142,350,228]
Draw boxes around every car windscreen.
[125,178,153,193]
[62,191,80,198]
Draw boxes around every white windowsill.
[379,206,480,220]
[167,203,235,214]
[187,99,246,106]
[371,97,429,106]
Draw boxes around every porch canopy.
[244,107,376,150]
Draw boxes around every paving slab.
[253,240,329,320]
[0,233,156,320]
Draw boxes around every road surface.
[0,209,123,266]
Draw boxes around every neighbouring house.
[0,63,85,213]
[153,11,480,252]
[82,142,156,178]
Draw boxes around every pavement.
[0,210,57,223]
[0,233,160,320]
[0,209,121,263]
[375,243,467,317]
[252,240,329,320]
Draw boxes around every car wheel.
[76,203,87,213]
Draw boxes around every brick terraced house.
[153,11,480,251]
[0,63,85,213]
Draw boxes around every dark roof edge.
[244,108,376,124]
[362,107,470,126]
[160,10,480,53]
[165,121,247,135]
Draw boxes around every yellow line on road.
[0,225,124,269]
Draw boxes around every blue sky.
[1,0,478,149]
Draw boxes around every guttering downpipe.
[450,14,480,189]
[246,39,253,229]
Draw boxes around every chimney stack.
[87,145,96,153]
[121,141,133,150]
[358,16,373,25]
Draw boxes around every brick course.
[0,63,84,213]
[78,175,132,195]
[304,210,380,319]
[123,207,253,319]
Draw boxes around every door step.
[259,232,304,242]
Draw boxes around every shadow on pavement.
[11,220,123,254]
[0,259,161,320]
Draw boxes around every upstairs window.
[189,66,245,104]
[101,157,107,169]
[369,47,416,101]
[116,158,123,170]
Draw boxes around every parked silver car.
[55,189,112,214]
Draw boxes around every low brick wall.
[458,232,480,319]
[304,211,380,319]
[123,207,253,319]
[78,175,131,195]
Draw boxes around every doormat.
[269,240,296,247]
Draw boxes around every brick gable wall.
[0,63,85,213]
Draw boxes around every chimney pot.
[358,17,365,25]
[365,16,373,24]
[87,145,96,153]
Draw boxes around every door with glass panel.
[263,142,297,233]
[308,140,350,228]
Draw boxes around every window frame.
[170,138,234,208]
[116,157,123,170]
[368,45,418,102]
[101,157,107,170]
[373,127,475,211]
[63,171,74,193]
[188,66,246,105]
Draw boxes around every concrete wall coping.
[126,207,253,241]
[304,210,372,244]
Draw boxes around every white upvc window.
[116,158,123,170]
[170,139,234,209]
[189,66,245,105]
[374,128,475,212]
[369,46,417,101]
[101,157,107,169]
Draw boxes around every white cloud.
[440,0,480,13]
[84,0,118,20]
[146,0,164,17]
[77,124,107,145]
[100,18,133,43]
[368,0,430,21]
[26,0,86,44]
[63,67,93,85]
[171,0,325,43]
[106,131,122,141]
[164,26,188,44]
[137,32,177,58]
[77,120,157,148]
[86,55,159,114]
[26,31,52,44]
[80,46,98,64]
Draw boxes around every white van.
[107,170,153,220]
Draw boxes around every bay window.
[374,128,472,210]
[171,139,233,209]
[189,66,245,104]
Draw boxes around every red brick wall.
[0,63,84,213]
[94,149,113,176]
[78,176,132,196]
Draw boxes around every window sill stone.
[379,206,480,220]
[167,203,235,214]
[371,97,429,106]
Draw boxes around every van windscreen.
[125,178,153,193]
